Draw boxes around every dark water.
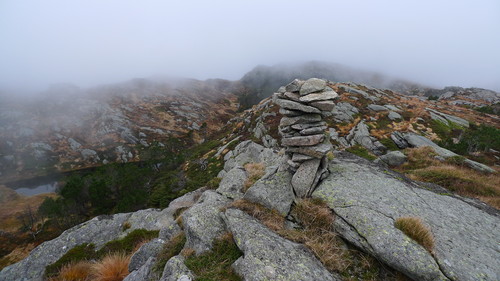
[14,182,59,196]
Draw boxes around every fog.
[1,0,499,94]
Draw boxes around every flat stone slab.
[291,121,326,130]
[310,100,335,111]
[279,114,322,127]
[224,208,340,281]
[292,158,321,198]
[313,152,500,281]
[275,99,321,114]
[299,78,327,96]
[291,153,315,162]
[299,90,338,102]
[299,126,327,135]
[281,134,324,147]
[287,143,332,158]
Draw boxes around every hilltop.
[1,77,499,281]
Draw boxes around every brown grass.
[91,253,130,281]
[243,163,265,192]
[50,261,93,281]
[397,147,500,209]
[394,217,434,254]
[228,199,285,231]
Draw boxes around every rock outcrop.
[274,78,336,197]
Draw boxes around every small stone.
[284,92,301,102]
[388,111,402,121]
[292,153,314,162]
[285,79,304,92]
[287,160,301,169]
[275,99,321,114]
[299,78,327,96]
[367,104,388,111]
[281,134,324,147]
[379,151,407,166]
[299,90,338,102]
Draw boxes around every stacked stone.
[273,78,338,198]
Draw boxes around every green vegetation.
[346,145,377,161]
[427,95,439,100]
[431,121,500,156]
[154,232,186,272]
[45,243,96,277]
[475,104,499,116]
[44,229,158,278]
[379,138,400,151]
[96,229,158,257]
[185,233,242,281]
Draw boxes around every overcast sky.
[1,0,499,93]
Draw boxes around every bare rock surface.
[313,152,500,281]
[223,208,341,281]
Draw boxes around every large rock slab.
[292,158,321,198]
[427,108,469,128]
[182,191,230,254]
[244,166,295,215]
[223,208,340,281]
[275,99,321,114]
[299,78,327,96]
[0,208,172,281]
[310,100,335,111]
[379,151,407,166]
[313,152,500,281]
[281,134,324,147]
[223,141,280,173]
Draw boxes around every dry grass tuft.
[51,261,93,281]
[394,217,434,254]
[91,252,130,281]
[293,198,334,231]
[180,247,196,258]
[228,199,284,231]
[397,147,500,210]
[243,162,266,192]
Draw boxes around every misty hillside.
[1,77,499,281]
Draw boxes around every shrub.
[91,252,130,281]
[184,232,242,281]
[154,232,186,272]
[51,261,93,281]
[243,163,266,192]
[379,138,400,151]
[394,217,434,254]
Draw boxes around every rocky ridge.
[2,79,499,281]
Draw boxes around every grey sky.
[1,0,499,93]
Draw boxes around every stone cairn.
[273,78,338,198]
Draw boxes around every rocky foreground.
[1,79,499,281]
